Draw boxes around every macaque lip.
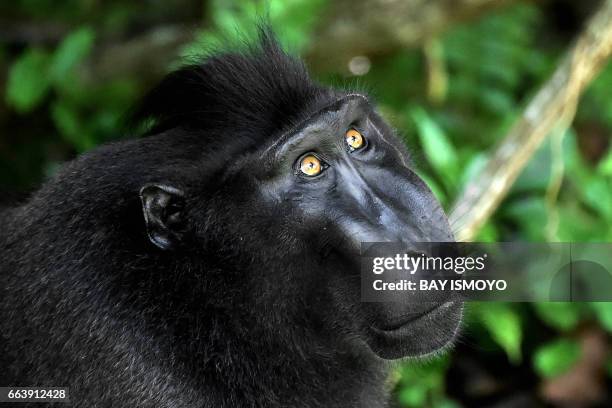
[370,301,454,334]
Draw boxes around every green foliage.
[51,101,95,151]
[49,27,95,82]
[6,27,95,114]
[534,302,581,331]
[411,107,459,188]
[590,302,612,333]
[598,148,612,176]
[6,48,52,113]
[533,338,581,378]
[181,0,325,58]
[441,3,550,142]
[474,303,522,364]
[395,357,458,408]
[580,63,612,126]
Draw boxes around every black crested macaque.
[0,31,462,407]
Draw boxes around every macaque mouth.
[371,301,453,333]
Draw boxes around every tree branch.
[449,0,612,241]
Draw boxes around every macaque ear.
[139,184,186,250]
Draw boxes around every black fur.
[0,30,460,407]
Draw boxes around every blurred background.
[1,0,611,406]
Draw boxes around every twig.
[544,127,565,241]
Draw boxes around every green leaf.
[534,339,581,378]
[410,107,459,183]
[5,48,52,113]
[398,386,427,407]
[474,221,498,242]
[501,197,547,240]
[477,303,522,363]
[49,27,95,82]
[598,148,612,176]
[590,302,612,332]
[583,178,612,220]
[395,356,449,407]
[51,101,95,152]
[512,136,555,194]
[533,302,581,331]
[460,152,488,189]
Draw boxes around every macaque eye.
[299,154,324,177]
[345,129,365,151]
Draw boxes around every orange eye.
[299,155,323,176]
[345,129,365,151]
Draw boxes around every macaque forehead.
[260,94,373,157]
